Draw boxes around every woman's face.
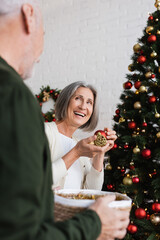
[67,87,94,128]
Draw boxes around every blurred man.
[0,1,130,239]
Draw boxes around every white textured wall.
[26,0,155,139]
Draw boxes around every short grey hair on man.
[55,81,99,132]
[0,0,39,16]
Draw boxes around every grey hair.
[0,0,39,16]
[55,81,99,132]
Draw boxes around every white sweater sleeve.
[80,157,104,190]
[44,122,67,187]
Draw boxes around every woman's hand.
[92,128,117,171]
[104,127,117,150]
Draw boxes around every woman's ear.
[21,4,35,34]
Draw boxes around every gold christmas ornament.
[150,213,160,225]
[145,71,152,79]
[155,113,160,118]
[155,0,160,10]
[119,117,125,123]
[128,64,134,72]
[134,101,141,109]
[133,146,140,154]
[155,18,159,22]
[150,51,157,58]
[43,91,50,101]
[135,90,139,95]
[142,129,146,133]
[139,86,147,93]
[106,164,112,171]
[94,132,107,147]
[146,26,154,34]
[52,114,55,118]
[133,43,141,53]
[156,132,160,138]
[159,67,160,73]
[123,176,132,185]
[42,97,46,102]
[157,30,160,34]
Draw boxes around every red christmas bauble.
[134,81,141,89]
[124,144,129,149]
[141,149,151,159]
[142,122,147,127]
[124,81,133,89]
[130,165,135,170]
[149,16,153,21]
[148,35,157,43]
[114,114,120,122]
[112,143,118,149]
[127,224,137,234]
[132,176,140,183]
[137,55,146,64]
[135,208,146,219]
[128,121,136,129]
[151,74,155,78]
[94,130,107,139]
[107,184,114,190]
[152,203,160,212]
[115,109,120,115]
[146,214,150,220]
[121,168,125,173]
[149,95,157,103]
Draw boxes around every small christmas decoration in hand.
[94,130,107,147]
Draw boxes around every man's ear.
[21,4,36,34]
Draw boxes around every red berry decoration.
[134,81,141,89]
[141,149,151,159]
[132,176,140,183]
[128,121,136,129]
[94,130,107,147]
[137,55,146,64]
[127,224,138,234]
[148,35,157,43]
[149,95,157,103]
[135,208,146,219]
[115,109,120,115]
[142,122,147,127]
[124,81,133,89]
[148,15,153,21]
[152,203,160,212]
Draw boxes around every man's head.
[0,0,44,79]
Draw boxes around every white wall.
[26,0,155,138]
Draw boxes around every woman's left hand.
[92,128,117,172]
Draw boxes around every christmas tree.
[103,1,160,239]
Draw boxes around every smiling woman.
[45,81,117,190]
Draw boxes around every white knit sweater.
[45,122,104,189]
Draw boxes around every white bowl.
[54,189,132,210]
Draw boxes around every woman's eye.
[87,101,92,105]
[75,97,80,100]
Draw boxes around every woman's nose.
[79,101,86,109]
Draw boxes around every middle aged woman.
[45,81,117,190]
